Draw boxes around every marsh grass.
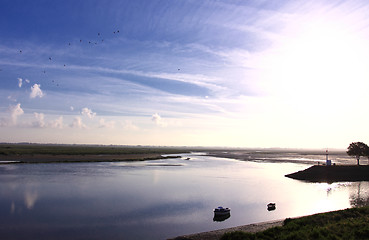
[221,206,369,240]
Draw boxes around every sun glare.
[260,15,369,114]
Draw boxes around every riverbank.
[171,206,369,240]
[0,153,181,163]
[169,219,284,240]
[285,165,369,182]
[0,143,186,163]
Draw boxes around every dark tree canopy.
[346,142,369,165]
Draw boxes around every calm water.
[0,153,368,240]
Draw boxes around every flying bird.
[19,50,22,53]
[49,57,52,60]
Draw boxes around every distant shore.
[0,154,182,164]
[0,143,188,163]
[285,165,369,182]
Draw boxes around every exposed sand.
[168,219,284,240]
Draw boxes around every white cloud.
[122,120,139,131]
[49,116,64,129]
[98,118,115,128]
[18,78,30,88]
[30,84,44,98]
[151,113,167,127]
[81,107,96,119]
[9,103,24,125]
[0,103,24,127]
[70,116,87,129]
[18,78,22,88]
[32,112,45,128]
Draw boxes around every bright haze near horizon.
[1,0,368,149]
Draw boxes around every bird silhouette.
[49,57,52,60]
[19,50,22,53]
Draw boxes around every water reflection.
[24,189,38,209]
[213,213,231,222]
[350,182,369,207]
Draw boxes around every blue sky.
[1,0,369,148]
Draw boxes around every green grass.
[221,206,369,240]
[0,143,191,156]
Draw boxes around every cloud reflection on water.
[24,189,38,209]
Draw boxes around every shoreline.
[168,219,284,240]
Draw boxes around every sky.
[1,0,369,149]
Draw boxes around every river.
[0,152,368,239]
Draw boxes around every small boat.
[213,206,231,222]
[185,157,190,160]
[214,206,231,215]
[267,203,276,211]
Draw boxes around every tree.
[346,142,368,165]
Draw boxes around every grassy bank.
[0,143,190,156]
[221,206,369,240]
[0,143,192,163]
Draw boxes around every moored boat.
[214,206,231,215]
[267,203,276,211]
[213,206,231,222]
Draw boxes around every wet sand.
[169,219,284,240]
